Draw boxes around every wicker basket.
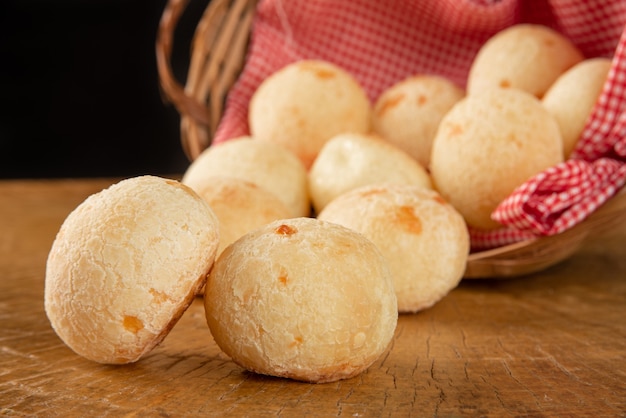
[156,0,626,278]
[157,0,257,161]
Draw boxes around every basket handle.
[156,0,212,127]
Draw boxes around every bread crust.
[204,217,398,383]
[373,75,464,168]
[308,132,432,214]
[182,137,310,218]
[194,176,292,257]
[467,24,584,98]
[542,57,611,158]
[318,184,469,313]
[44,176,220,364]
[430,88,563,230]
[249,60,372,169]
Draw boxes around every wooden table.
[1,178,625,417]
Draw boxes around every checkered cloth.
[212,0,626,250]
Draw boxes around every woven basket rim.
[156,0,257,161]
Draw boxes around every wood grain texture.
[1,178,625,417]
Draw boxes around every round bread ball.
[542,57,611,158]
[193,176,292,257]
[308,132,432,214]
[182,136,310,218]
[372,74,465,168]
[318,184,469,313]
[467,24,584,98]
[249,59,372,169]
[45,176,220,364]
[204,217,398,383]
[429,88,563,230]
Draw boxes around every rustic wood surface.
[1,178,625,417]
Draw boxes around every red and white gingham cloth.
[212,0,626,251]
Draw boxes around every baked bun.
[318,184,469,313]
[542,57,611,158]
[44,176,220,364]
[182,137,310,218]
[194,176,292,257]
[249,60,372,169]
[308,132,432,214]
[467,24,584,98]
[204,217,398,383]
[372,75,464,168]
[430,88,563,230]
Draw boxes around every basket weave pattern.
[157,0,257,160]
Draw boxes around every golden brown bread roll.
[204,217,398,383]
[45,176,220,364]
[467,24,584,98]
[308,132,432,214]
[372,74,465,168]
[542,57,611,158]
[429,88,563,230]
[193,176,292,257]
[249,60,372,169]
[182,136,310,218]
[318,183,469,313]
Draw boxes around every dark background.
[0,0,212,179]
